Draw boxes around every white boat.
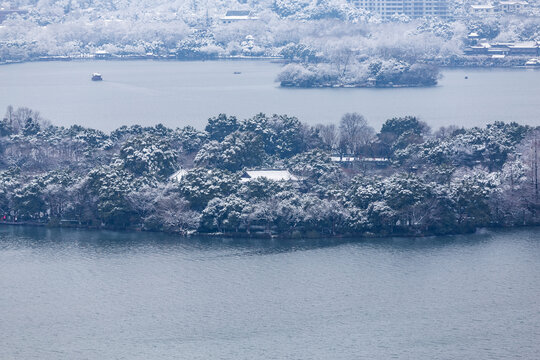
[91,73,103,81]
[525,58,540,67]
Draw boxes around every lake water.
[1,60,540,131]
[1,225,539,359]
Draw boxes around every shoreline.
[2,56,539,70]
[0,55,285,67]
[280,82,437,89]
[2,220,538,240]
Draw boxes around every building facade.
[219,10,259,24]
[348,0,449,19]
[470,4,496,14]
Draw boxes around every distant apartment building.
[348,0,449,19]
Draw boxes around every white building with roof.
[470,1,528,14]
[330,156,356,163]
[498,1,528,12]
[169,169,188,182]
[240,169,299,183]
[220,10,259,24]
[94,50,111,59]
[470,4,496,13]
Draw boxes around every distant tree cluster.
[3,0,540,67]
[277,60,440,87]
[0,0,470,66]
[0,106,538,237]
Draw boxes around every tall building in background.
[349,0,449,19]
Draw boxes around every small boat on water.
[233,71,241,74]
[525,58,540,67]
[91,73,103,81]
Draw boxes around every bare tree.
[3,105,14,122]
[339,113,375,156]
[3,106,46,134]
[316,124,338,151]
[517,128,540,220]
[434,125,462,139]
[530,129,539,207]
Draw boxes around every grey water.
[1,225,539,359]
[1,60,540,131]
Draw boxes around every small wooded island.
[277,60,440,88]
[0,106,538,238]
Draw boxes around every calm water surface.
[1,226,539,359]
[1,60,540,131]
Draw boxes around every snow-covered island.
[1,107,538,238]
[277,60,440,88]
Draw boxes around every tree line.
[4,0,540,70]
[0,106,538,237]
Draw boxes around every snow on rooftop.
[330,156,390,163]
[360,157,390,162]
[241,169,299,182]
[220,10,258,20]
[225,10,251,16]
[220,16,259,20]
[170,169,188,182]
[499,1,527,4]
[470,4,495,9]
[510,41,538,48]
[330,156,356,162]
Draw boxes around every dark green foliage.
[12,181,46,220]
[196,114,313,172]
[468,21,500,40]
[240,113,308,158]
[22,118,40,136]
[345,176,384,209]
[397,64,439,86]
[201,195,247,232]
[119,134,178,181]
[451,171,497,227]
[178,168,239,210]
[278,61,441,88]
[280,43,319,62]
[268,115,306,157]
[394,121,530,171]
[85,166,137,227]
[237,177,287,200]
[175,125,207,153]
[110,125,144,142]
[195,131,265,171]
[0,117,14,136]
[380,116,429,138]
[378,116,430,156]
[0,104,537,236]
[205,113,239,141]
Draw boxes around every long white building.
[348,0,449,19]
